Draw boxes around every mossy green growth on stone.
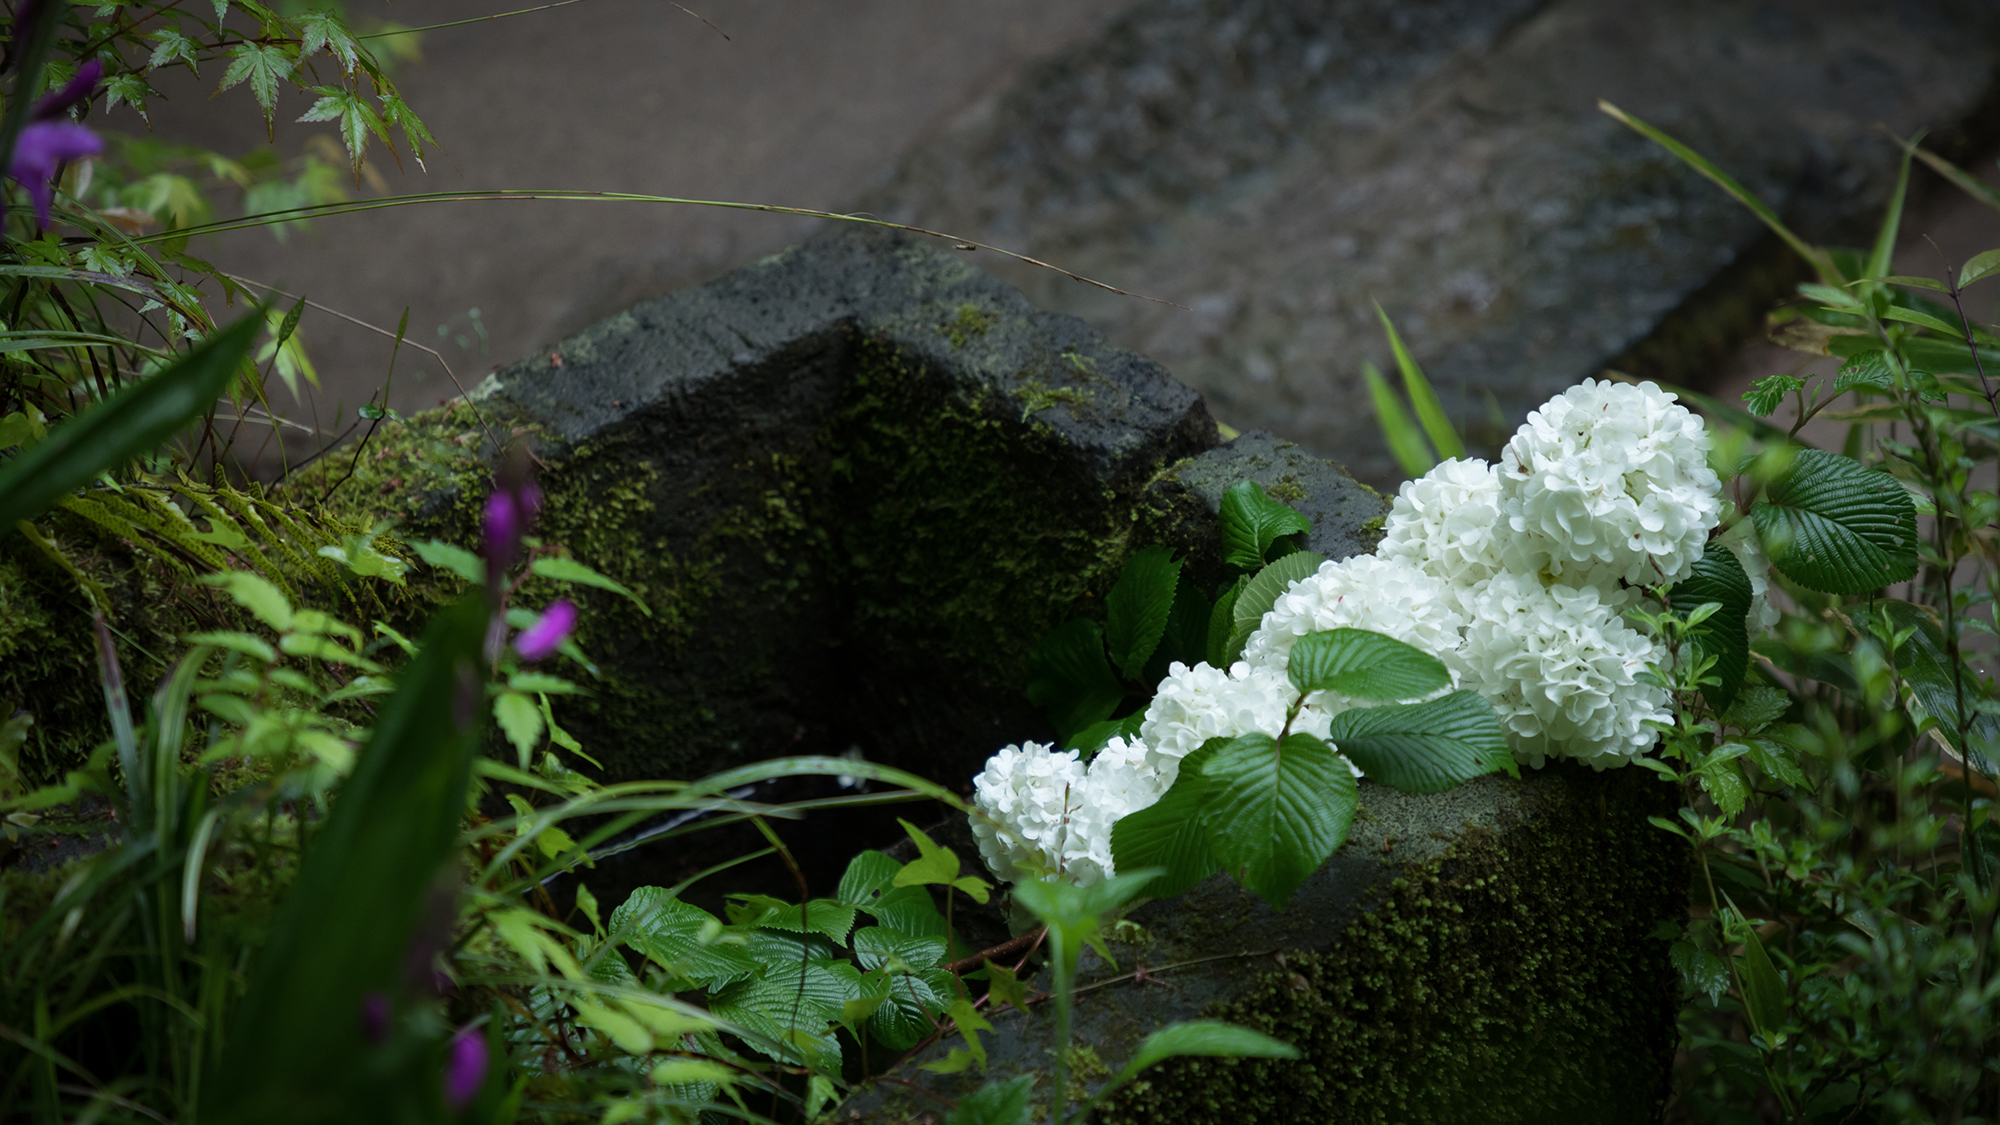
[942,302,998,348]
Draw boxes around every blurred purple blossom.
[443,1026,488,1112]
[514,599,576,661]
[359,991,391,1045]
[6,59,106,228]
[480,481,541,577]
[35,59,103,118]
[8,122,99,228]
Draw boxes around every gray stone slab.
[866,0,2000,486]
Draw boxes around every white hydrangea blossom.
[1378,457,1509,590]
[1083,735,1169,823]
[968,742,1104,885]
[1498,378,1723,587]
[1139,660,1331,780]
[1718,518,1782,635]
[1458,572,1671,769]
[1238,554,1467,687]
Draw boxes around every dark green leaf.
[1199,733,1356,908]
[1721,685,1791,733]
[0,314,257,533]
[1064,710,1146,760]
[1026,618,1124,740]
[837,850,902,907]
[203,597,487,1122]
[1671,940,1731,1006]
[216,43,292,131]
[1324,691,1515,793]
[1869,601,2000,770]
[945,1075,1035,1125]
[1743,737,1808,789]
[853,927,947,972]
[1751,450,1917,594]
[531,556,652,616]
[1145,577,1212,684]
[1737,928,1790,1040]
[1286,628,1450,702]
[858,886,946,938]
[1124,1021,1298,1077]
[1743,373,1804,417]
[1670,548,1753,711]
[868,967,956,1051]
[1225,551,1326,666]
[1104,546,1182,681]
[1832,351,1896,395]
[610,888,758,990]
[1218,480,1312,571]
[1110,743,1223,898]
[1960,247,2000,290]
[1699,755,1750,816]
[1206,574,1251,669]
[744,898,859,945]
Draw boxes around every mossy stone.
[839,763,1684,1124]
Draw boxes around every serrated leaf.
[183,630,277,663]
[1025,618,1123,740]
[858,885,946,937]
[411,539,484,584]
[1743,737,1808,789]
[297,86,388,173]
[945,1074,1034,1125]
[1286,628,1450,702]
[1722,685,1791,732]
[149,28,203,76]
[1832,351,1896,395]
[741,898,858,945]
[1670,940,1731,1006]
[531,556,651,616]
[1104,545,1182,681]
[1110,744,1222,898]
[852,927,946,973]
[982,958,1029,1017]
[295,10,360,74]
[1670,547,1752,711]
[867,966,954,1049]
[836,850,901,907]
[607,889,757,990]
[1867,601,2000,769]
[1198,733,1356,908]
[217,43,292,132]
[1323,690,1514,793]
[1698,757,1750,816]
[1960,248,2000,290]
[1226,551,1326,665]
[1751,450,1917,594]
[1743,373,1804,417]
[892,818,988,903]
[493,691,544,765]
[1218,480,1312,571]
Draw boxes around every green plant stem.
[1049,924,1076,1125]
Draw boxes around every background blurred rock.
[138,0,2000,486]
[864,0,2000,485]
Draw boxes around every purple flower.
[442,1025,489,1112]
[514,599,576,661]
[480,481,542,577]
[359,991,391,1044]
[7,121,100,228]
[34,60,103,119]
[6,59,105,229]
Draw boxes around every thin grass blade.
[1374,301,1464,460]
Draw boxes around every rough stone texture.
[840,763,1685,1124]
[864,0,2000,486]
[296,226,1385,789]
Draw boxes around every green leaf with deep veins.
[1751,450,1917,594]
[1198,733,1356,908]
[1110,743,1223,898]
[1224,551,1325,665]
[1669,547,1753,711]
[1324,690,1515,793]
[1286,628,1450,702]
[1105,546,1182,681]
[1026,618,1124,740]
[1218,480,1312,570]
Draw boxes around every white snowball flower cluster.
[1457,573,1671,769]
[970,378,1764,886]
[1719,517,1782,634]
[1239,554,1467,690]
[1497,379,1722,587]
